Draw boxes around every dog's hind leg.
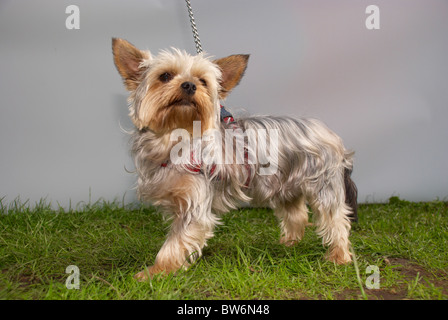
[308,181,352,264]
[275,195,310,247]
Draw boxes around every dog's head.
[112,38,249,134]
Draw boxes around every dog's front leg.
[134,175,219,281]
[134,213,216,280]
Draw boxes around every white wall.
[1,0,447,207]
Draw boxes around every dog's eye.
[199,79,207,87]
[159,72,173,83]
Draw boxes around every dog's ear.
[112,38,150,91]
[214,54,249,99]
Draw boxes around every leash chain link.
[185,0,203,54]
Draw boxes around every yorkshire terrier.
[112,38,358,281]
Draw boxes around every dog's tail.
[343,154,358,222]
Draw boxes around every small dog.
[112,38,358,281]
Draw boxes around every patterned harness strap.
[220,104,235,124]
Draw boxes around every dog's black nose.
[181,82,196,96]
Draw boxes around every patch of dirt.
[1,268,40,293]
[335,287,407,300]
[336,258,448,300]
[2,268,67,289]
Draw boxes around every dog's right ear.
[112,38,151,91]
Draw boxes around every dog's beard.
[132,82,217,134]
[144,100,215,134]
[156,103,201,133]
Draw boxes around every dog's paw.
[134,266,162,281]
[325,247,352,265]
[134,269,151,282]
[279,237,298,247]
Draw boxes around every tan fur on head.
[112,38,249,133]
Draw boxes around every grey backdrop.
[1,0,447,207]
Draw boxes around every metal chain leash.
[185,0,203,54]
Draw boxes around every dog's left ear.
[214,54,249,99]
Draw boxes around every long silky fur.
[131,115,356,270]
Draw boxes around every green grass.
[0,196,447,300]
